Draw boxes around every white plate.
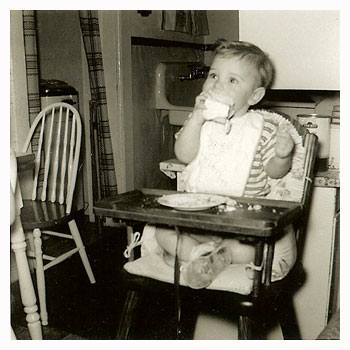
[157,193,226,211]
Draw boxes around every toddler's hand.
[192,92,231,125]
[275,125,294,158]
[191,92,209,124]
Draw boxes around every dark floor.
[11,216,185,340]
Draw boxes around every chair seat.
[121,260,306,308]
[124,254,254,295]
[21,200,74,231]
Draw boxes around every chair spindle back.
[22,103,82,214]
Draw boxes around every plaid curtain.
[22,10,44,187]
[22,10,41,136]
[79,10,118,199]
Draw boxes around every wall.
[205,10,239,44]
[36,11,83,97]
[204,10,239,65]
[239,10,339,90]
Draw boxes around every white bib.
[183,112,264,196]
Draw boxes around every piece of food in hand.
[202,98,230,120]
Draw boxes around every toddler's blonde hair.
[214,39,274,88]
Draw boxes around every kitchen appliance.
[40,79,78,109]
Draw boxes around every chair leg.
[25,232,36,270]
[177,297,199,340]
[238,315,254,340]
[68,219,96,284]
[277,294,301,340]
[33,228,48,326]
[11,217,42,339]
[238,306,268,340]
[117,290,140,339]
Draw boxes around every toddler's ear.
[248,87,266,106]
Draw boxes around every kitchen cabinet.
[239,11,339,90]
[293,176,339,339]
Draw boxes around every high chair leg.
[117,290,140,339]
[68,220,96,284]
[33,228,48,326]
[238,315,254,340]
[277,293,301,339]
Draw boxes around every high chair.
[113,114,318,340]
[20,102,96,326]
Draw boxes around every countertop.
[314,169,340,188]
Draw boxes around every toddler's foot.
[183,246,232,289]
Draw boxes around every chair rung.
[43,247,79,270]
[27,251,54,262]
[42,254,55,261]
[42,230,73,239]
[27,251,35,258]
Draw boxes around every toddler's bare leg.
[183,238,256,289]
[155,227,201,262]
[222,238,255,264]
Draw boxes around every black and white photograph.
[5,1,346,344]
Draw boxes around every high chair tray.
[94,189,301,238]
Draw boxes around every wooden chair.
[116,115,318,340]
[20,102,96,326]
[11,148,42,339]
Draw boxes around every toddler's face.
[202,55,263,117]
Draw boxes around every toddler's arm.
[265,125,295,179]
[175,92,231,163]
[174,94,208,164]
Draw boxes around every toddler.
[155,39,297,289]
